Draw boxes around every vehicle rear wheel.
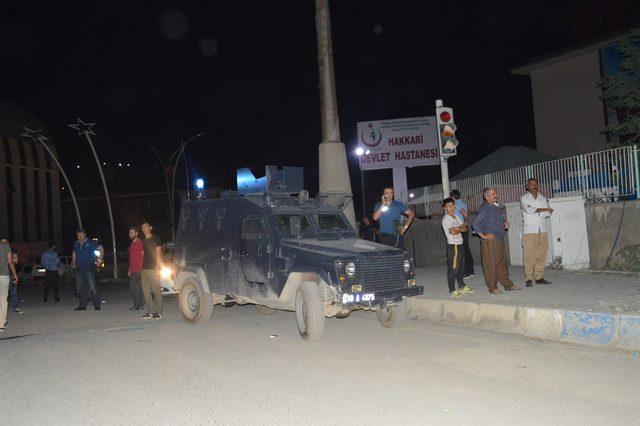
[256,305,277,315]
[179,279,213,324]
[375,298,408,328]
[295,282,325,341]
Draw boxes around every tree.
[599,29,640,146]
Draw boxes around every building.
[0,100,62,247]
[511,30,634,158]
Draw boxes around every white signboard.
[356,116,439,171]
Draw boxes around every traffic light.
[435,103,458,158]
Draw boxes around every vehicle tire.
[179,279,213,324]
[295,282,325,341]
[375,298,408,328]
[256,305,277,315]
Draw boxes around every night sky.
[1,0,581,215]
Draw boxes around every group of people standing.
[441,178,553,297]
[0,220,165,333]
[70,221,164,320]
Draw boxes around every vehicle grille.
[361,254,406,292]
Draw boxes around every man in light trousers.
[0,237,19,332]
[520,178,553,287]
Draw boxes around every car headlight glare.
[160,267,172,279]
[403,259,411,273]
[345,262,356,277]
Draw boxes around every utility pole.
[315,0,356,227]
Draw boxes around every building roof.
[511,26,636,76]
[0,100,49,139]
[452,146,555,180]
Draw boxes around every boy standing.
[441,198,473,298]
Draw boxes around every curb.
[411,298,640,352]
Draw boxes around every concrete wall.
[586,200,640,271]
[405,200,640,272]
[529,50,608,158]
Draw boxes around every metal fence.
[408,145,640,216]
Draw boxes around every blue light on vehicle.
[195,178,205,190]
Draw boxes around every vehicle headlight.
[345,262,356,277]
[403,259,411,273]
[160,267,172,279]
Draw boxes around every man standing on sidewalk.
[41,240,61,303]
[373,186,415,250]
[127,226,144,311]
[0,237,19,332]
[8,252,22,314]
[441,198,473,298]
[451,190,475,278]
[71,229,104,311]
[140,221,164,320]
[520,178,553,287]
[472,188,520,294]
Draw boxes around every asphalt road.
[1,283,639,425]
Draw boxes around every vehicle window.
[313,214,350,231]
[242,215,266,240]
[274,214,311,233]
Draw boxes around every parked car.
[17,263,46,284]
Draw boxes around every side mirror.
[290,216,301,237]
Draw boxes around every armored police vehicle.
[173,166,423,341]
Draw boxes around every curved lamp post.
[68,118,118,279]
[21,127,83,230]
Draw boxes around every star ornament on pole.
[68,117,96,137]
[21,126,44,142]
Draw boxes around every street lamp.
[68,118,118,279]
[170,132,205,202]
[21,127,83,230]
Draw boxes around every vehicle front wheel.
[375,298,408,328]
[295,282,325,341]
[179,279,213,324]
[256,305,277,315]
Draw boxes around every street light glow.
[195,178,205,190]
[355,147,364,156]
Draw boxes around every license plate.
[342,292,375,304]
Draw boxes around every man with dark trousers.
[372,186,415,250]
[127,226,145,311]
[71,229,104,311]
[450,190,475,277]
[41,240,61,303]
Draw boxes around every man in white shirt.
[520,178,553,287]
[441,198,473,298]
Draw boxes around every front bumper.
[340,285,423,307]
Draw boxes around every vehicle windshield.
[274,214,312,233]
[312,213,351,232]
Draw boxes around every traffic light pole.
[435,99,451,198]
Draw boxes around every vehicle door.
[240,214,271,284]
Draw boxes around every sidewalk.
[411,266,640,351]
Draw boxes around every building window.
[18,140,26,166]
[20,169,28,241]
[46,172,54,240]
[5,166,15,241]
[30,141,40,168]
[2,138,12,164]
[34,170,41,241]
